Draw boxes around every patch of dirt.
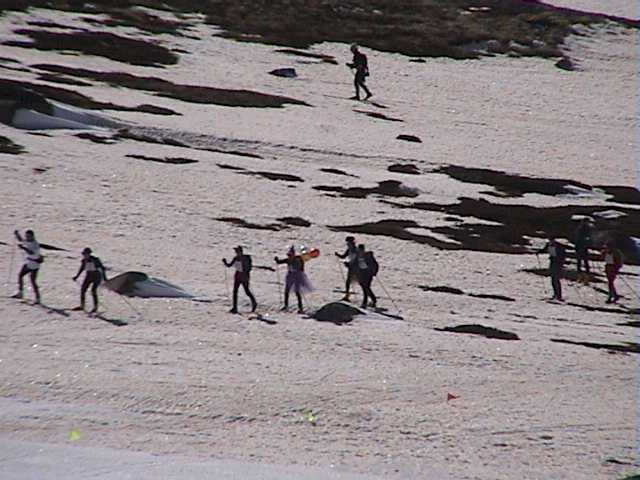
[239,171,304,182]
[7,29,178,67]
[277,217,311,227]
[396,134,422,143]
[126,154,198,165]
[319,168,358,178]
[435,324,520,340]
[419,285,515,302]
[435,164,640,205]
[0,135,25,154]
[113,129,262,159]
[384,197,640,262]
[75,133,118,145]
[37,73,93,87]
[275,48,337,64]
[33,64,309,108]
[314,180,419,199]
[217,163,246,171]
[388,163,420,175]
[216,217,287,232]
[551,339,640,354]
[353,109,403,122]
[203,0,634,60]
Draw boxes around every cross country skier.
[275,246,313,313]
[11,229,42,304]
[602,240,623,304]
[346,44,372,101]
[538,236,566,302]
[223,246,257,314]
[335,236,358,301]
[356,244,379,309]
[72,247,107,314]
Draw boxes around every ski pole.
[6,239,16,294]
[275,263,283,304]
[620,275,640,302]
[335,257,347,294]
[223,266,230,303]
[375,277,400,314]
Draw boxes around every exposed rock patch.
[388,163,420,175]
[312,302,363,325]
[239,171,304,182]
[7,30,178,67]
[33,64,309,108]
[319,168,358,178]
[314,180,419,199]
[269,68,297,78]
[277,217,312,227]
[435,324,520,340]
[419,285,515,302]
[396,134,422,143]
[216,217,287,232]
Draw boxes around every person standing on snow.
[335,236,358,301]
[275,246,313,314]
[538,236,566,302]
[11,229,42,304]
[223,246,257,314]
[72,247,107,314]
[346,44,372,101]
[602,240,623,304]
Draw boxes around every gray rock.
[269,68,297,78]
[312,302,364,324]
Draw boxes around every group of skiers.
[538,218,624,303]
[8,221,629,315]
[222,236,380,314]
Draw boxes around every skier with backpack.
[355,244,379,308]
[11,229,43,304]
[72,247,107,314]
[538,235,566,302]
[223,246,257,314]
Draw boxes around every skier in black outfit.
[72,247,107,313]
[538,236,566,301]
[335,236,358,301]
[347,44,372,101]
[573,218,592,283]
[223,246,257,314]
[356,244,378,308]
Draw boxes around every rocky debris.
[435,324,520,340]
[555,57,575,71]
[396,134,422,143]
[388,163,420,175]
[312,302,364,324]
[269,68,297,78]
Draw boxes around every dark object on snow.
[312,302,364,324]
[104,271,194,298]
[269,68,297,78]
[435,324,520,340]
[396,134,422,143]
[388,163,421,175]
[555,57,575,71]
